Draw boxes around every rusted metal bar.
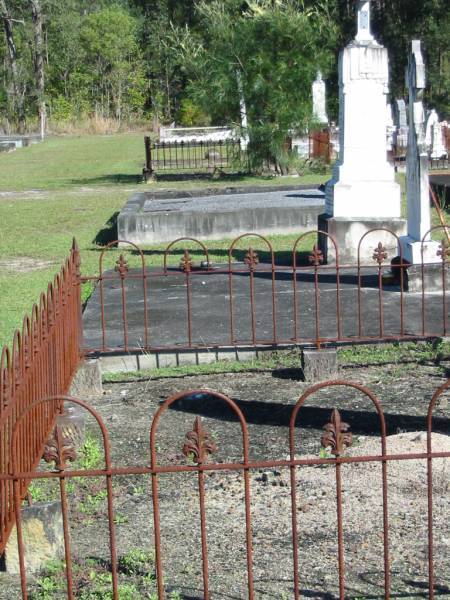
[82,229,449,354]
[0,244,82,554]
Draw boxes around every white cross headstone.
[399,40,439,263]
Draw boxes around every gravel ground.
[1,360,450,599]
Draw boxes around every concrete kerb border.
[86,336,445,378]
[92,344,299,374]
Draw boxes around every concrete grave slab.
[118,187,325,245]
[82,264,448,362]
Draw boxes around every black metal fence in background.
[143,137,249,179]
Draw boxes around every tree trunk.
[30,0,46,139]
[0,0,26,133]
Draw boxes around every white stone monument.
[236,70,250,150]
[312,71,328,125]
[386,102,396,153]
[426,109,447,160]
[320,0,405,263]
[395,99,409,151]
[399,40,439,266]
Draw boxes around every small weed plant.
[26,433,103,506]
[31,552,182,600]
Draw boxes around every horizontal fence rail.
[3,379,450,599]
[81,226,450,355]
[0,240,82,554]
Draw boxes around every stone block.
[302,348,338,383]
[4,501,64,574]
[406,263,449,293]
[69,358,102,399]
[318,214,407,264]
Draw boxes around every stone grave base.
[406,263,449,293]
[4,501,64,574]
[318,214,407,264]
[118,188,324,245]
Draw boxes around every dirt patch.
[0,190,46,200]
[1,361,449,599]
[0,257,58,274]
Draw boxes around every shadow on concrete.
[168,394,450,436]
[92,212,119,246]
[132,247,312,266]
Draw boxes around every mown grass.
[0,133,329,347]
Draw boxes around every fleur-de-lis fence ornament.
[182,417,217,465]
[321,409,353,457]
[244,247,259,271]
[373,242,388,266]
[437,238,450,264]
[115,254,129,276]
[43,424,77,471]
[308,245,324,267]
[180,249,193,273]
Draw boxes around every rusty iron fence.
[309,130,333,163]
[143,136,249,180]
[80,226,450,355]
[3,378,450,599]
[0,240,82,555]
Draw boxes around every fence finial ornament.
[437,239,450,263]
[321,409,353,456]
[43,424,77,471]
[182,417,217,465]
[308,245,324,267]
[115,254,129,276]
[373,242,388,265]
[244,247,259,271]
[180,249,193,273]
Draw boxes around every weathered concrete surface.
[69,358,103,399]
[406,263,450,293]
[302,348,338,382]
[82,263,449,362]
[118,188,324,244]
[4,502,64,574]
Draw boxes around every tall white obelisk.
[320,0,405,263]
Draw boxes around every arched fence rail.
[80,226,450,354]
[2,380,450,599]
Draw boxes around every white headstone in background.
[395,99,409,150]
[325,0,401,218]
[386,102,396,152]
[399,40,439,264]
[426,109,447,159]
[312,71,328,124]
[236,70,249,150]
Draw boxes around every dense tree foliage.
[0,0,449,134]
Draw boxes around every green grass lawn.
[0,133,329,347]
